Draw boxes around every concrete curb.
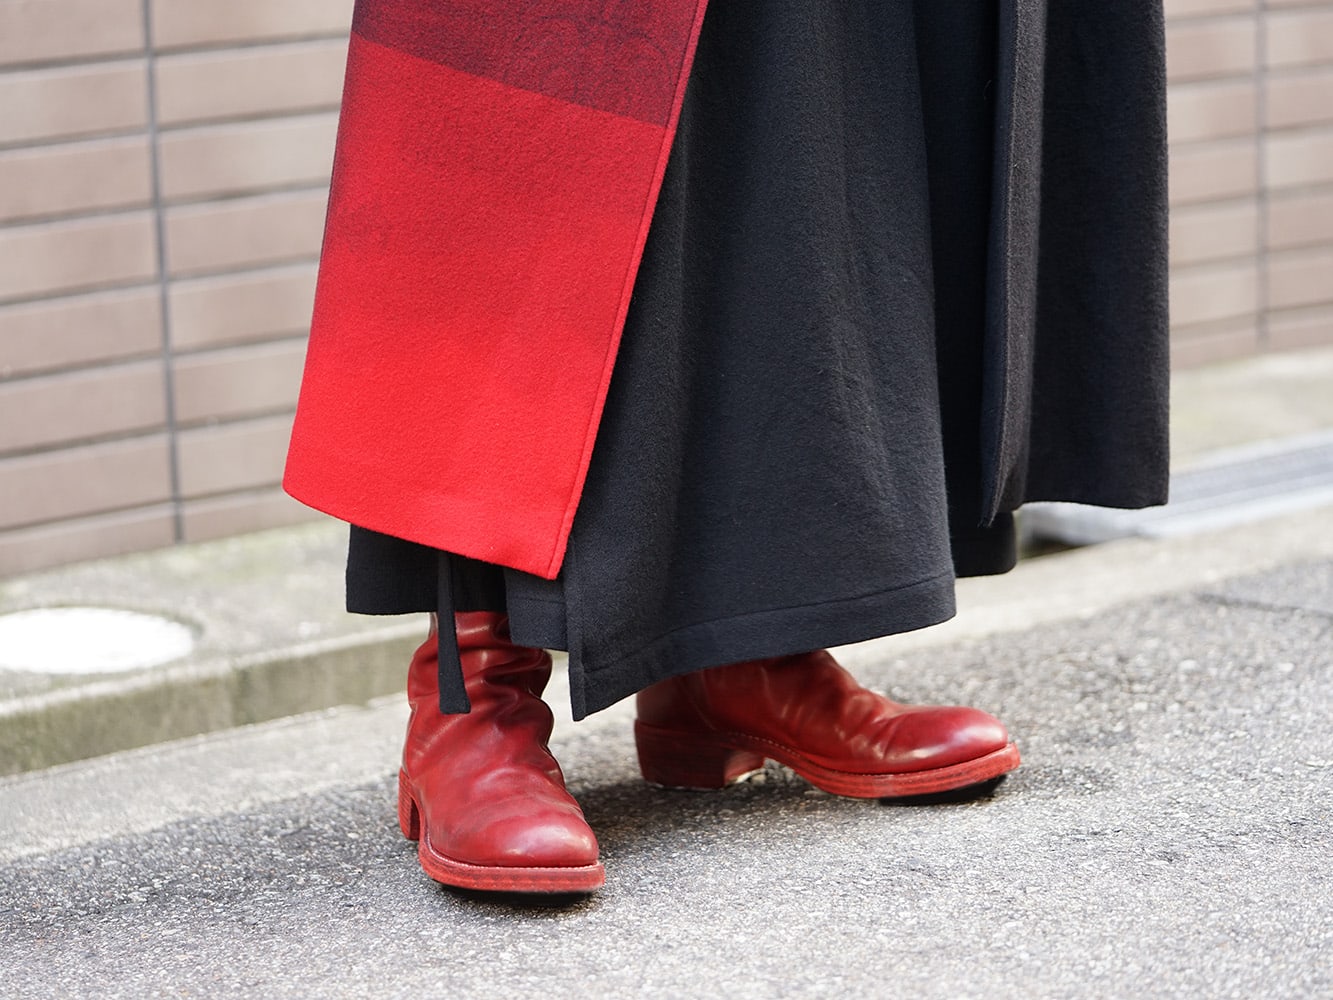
[0,523,427,775]
[0,624,422,775]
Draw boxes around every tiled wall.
[1167,0,1333,365]
[1,1,350,575]
[2,0,1332,576]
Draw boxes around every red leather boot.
[397,612,604,892]
[635,650,1020,798]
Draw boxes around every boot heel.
[397,769,421,841]
[634,721,765,789]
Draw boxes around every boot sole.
[397,771,605,893]
[635,721,1021,798]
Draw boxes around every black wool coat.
[983,0,1169,518]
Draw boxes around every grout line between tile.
[1256,0,1272,350]
[140,0,184,544]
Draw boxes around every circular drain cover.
[0,607,195,674]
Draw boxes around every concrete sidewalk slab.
[1168,345,1333,465]
[2,531,1329,999]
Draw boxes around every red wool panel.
[352,0,700,125]
[286,2,707,578]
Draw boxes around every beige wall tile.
[0,0,144,68]
[0,506,175,577]
[1170,140,1259,205]
[172,339,308,425]
[169,265,316,351]
[1166,18,1257,82]
[1168,80,1258,143]
[1268,188,1333,250]
[0,361,165,454]
[1267,304,1333,351]
[1268,247,1333,310]
[1165,0,1256,19]
[1267,8,1333,69]
[180,488,318,544]
[0,136,152,224]
[156,113,337,202]
[176,414,294,498]
[155,39,348,127]
[1265,129,1333,188]
[1,0,1330,569]
[1267,68,1333,130]
[1169,199,1258,265]
[151,0,353,50]
[0,434,172,530]
[165,191,327,277]
[0,61,146,146]
[1170,321,1263,368]
[1169,261,1260,327]
[0,212,157,305]
[0,287,161,378]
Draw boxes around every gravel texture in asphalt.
[2,560,1330,999]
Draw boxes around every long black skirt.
[347,0,1021,718]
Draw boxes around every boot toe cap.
[489,816,600,869]
[449,807,600,870]
[892,706,1010,771]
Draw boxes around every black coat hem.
[558,567,958,720]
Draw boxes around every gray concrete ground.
[1,513,1330,999]
[1,346,1333,998]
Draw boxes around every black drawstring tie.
[435,551,471,713]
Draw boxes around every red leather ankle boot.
[635,650,1020,798]
[397,611,604,892]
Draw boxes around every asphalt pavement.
[2,504,1331,999]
